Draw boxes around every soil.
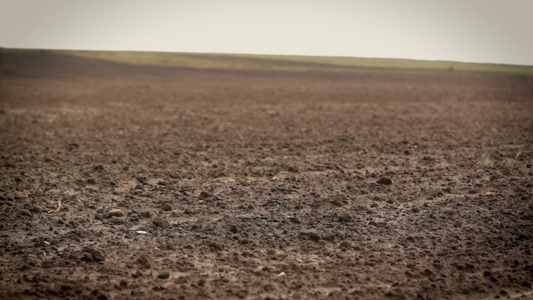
[1,51,532,300]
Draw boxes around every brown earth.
[0,51,532,300]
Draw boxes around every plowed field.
[1,51,532,299]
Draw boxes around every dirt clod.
[300,231,321,241]
[82,252,94,262]
[136,254,152,268]
[106,209,126,218]
[82,248,106,262]
[93,164,105,172]
[157,271,170,279]
[199,191,211,200]
[377,177,393,185]
[208,242,223,251]
[152,217,170,228]
[290,217,302,224]
[162,203,172,211]
[338,213,353,223]
[19,209,32,216]
[91,249,106,261]
[339,241,352,249]
[139,211,151,218]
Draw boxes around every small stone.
[377,177,393,185]
[14,191,26,199]
[87,178,97,185]
[152,217,170,228]
[163,282,177,291]
[157,271,170,279]
[111,218,124,225]
[107,209,126,218]
[162,203,172,211]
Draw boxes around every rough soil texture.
[1,51,532,300]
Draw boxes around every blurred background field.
[6,48,531,75]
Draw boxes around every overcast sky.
[1,0,532,65]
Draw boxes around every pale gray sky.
[1,0,532,65]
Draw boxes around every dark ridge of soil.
[1,52,532,300]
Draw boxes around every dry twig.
[31,180,44,205]
[515,148,522,160]
[48,200,62,213]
